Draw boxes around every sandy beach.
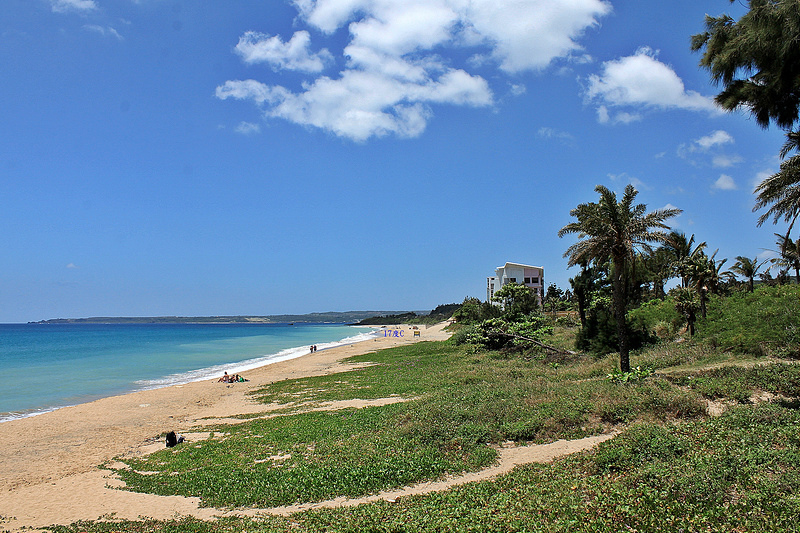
[0,324,451,531]
[0,321,617,531]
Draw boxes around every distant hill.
[31,311,413,325]
[355,303,461,326]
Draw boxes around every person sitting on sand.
[165,431,185,448]
[218,372,231,383]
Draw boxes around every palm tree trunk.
[699,289,708,319]
[612,254,631,373]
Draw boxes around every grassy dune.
[52,325,800,532]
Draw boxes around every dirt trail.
[0,431,616,533]
[226,432,618,518]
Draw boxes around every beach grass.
[114,402,495,508]
[113,339,711,509]
[53,333,800,532]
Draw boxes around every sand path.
[0,323,615,531]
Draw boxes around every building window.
[524,277,531,283]
[531,277,539,284]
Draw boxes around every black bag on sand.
[165,431,178,448]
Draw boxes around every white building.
[487,262,545,303]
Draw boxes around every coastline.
[0,323,377,423]
[0,323,451,532]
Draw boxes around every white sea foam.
[0,326,380,423]
[0,405,65,423]
[133,328,380,389]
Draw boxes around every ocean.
[0,322,377,422]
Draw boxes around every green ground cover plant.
[116,403,494,508]
[49,322,800,533]
[696,284,800,357]
[110,340,708,510]
[56,403,800,532]
[668,362,800,403]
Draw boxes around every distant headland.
[29,311,415,325]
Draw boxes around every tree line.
[455,1,800,374]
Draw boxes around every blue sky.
[0,0,788,323]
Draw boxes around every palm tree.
[754,157,800,240]
[684,250,727,318]
[664,231,707,288]
[774,233,800,283]
[686,250,727,319]
[559,185,682,372]
[671,287,700,336]
[692,3,800,241]
[729,256,767,292]
[641,247,674,299]
[568,261,601,329]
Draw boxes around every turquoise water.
[0,323,376,422]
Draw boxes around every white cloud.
[235,122,261,135]
[677,130,741,168]
[758,249,778,262]
[235,31,333,73]
[66,263,78,269]
[608,172,648,190]
[456,0,612,73]
[220,0,611,140]
[51,0,98,13]
[246,69,490,141]
[586,47,718,122]
[83,25,123,40]
[712,154,743,168]
[663,203,683,227]
[597,105,610,123]
[215,80,289,104]
[611,111,642,124]
[596,104,640,125]
[300,0,613,72]
[696,130,733,150]
[347,1,458,57]
[510,83,527,96]
[712,174,737,191]
[537,126,572,140]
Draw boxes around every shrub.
[628,297,683,340]
[449,324,476,346]
[555,314,579,327]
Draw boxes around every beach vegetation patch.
[111,337,729,509]
[695,284,800,357]
[667,362,800,403]
[292,404,800,533]
[114,402,495,508]
[63,326,800,532]
[73,403,800,532]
